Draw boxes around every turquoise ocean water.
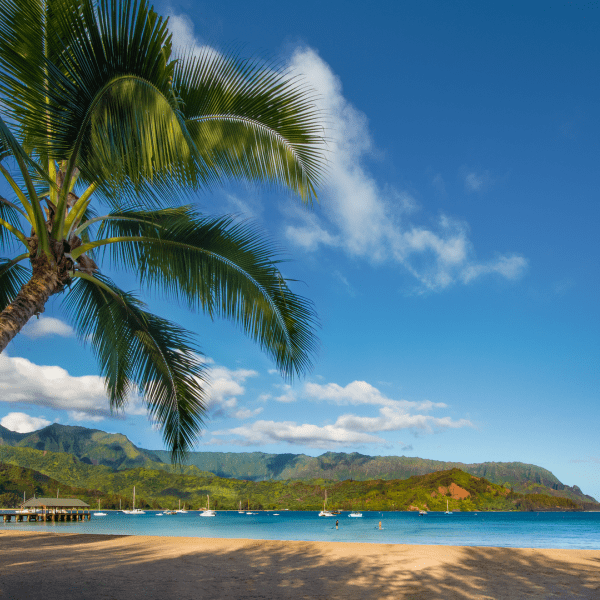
[2,510,599,549]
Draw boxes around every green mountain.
[150,450,597,503]
[0,453,588,512]
[0,423,159,470]
[1,423,596,504]
[0,462,124,509]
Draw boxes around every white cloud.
[213,420,385,449]
[232,407,264,420]
[460,254,529,283]
[21,317,74,339]
[167,13,224,67]
[213,378,472,448]
[0,354,148,422]
[334,408,472,435]
[158,23,527,291]
[0,412,51,433]
[274,384,297,403]
[0,354,113,419]
[284,48,527,291]
[203,364,259,418]
[304,380,446,411]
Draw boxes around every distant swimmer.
[336,519,339,529]
[379,521,382,530]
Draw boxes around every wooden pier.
[3,510,91,523]
[3,497,91,524]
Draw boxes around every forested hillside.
[1,424,596,504]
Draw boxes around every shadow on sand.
[1,531,599,599]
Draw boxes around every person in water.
[336,520,339,529]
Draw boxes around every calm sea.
[2,510,599,550]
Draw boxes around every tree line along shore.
[1,460,597,513]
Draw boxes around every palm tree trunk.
[0,268,60,353]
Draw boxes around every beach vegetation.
[0,0,326,461]
[0,446,590,511]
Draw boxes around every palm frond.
[175,49,327,204]
[62,272,207,462]
[0,255,30,312]
[1,0,203,199]
[93,207,319,378]
[0,197,27,252]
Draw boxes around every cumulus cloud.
[333,408,472,435]
[0,348,263,425]
[0,354,149,422]
[283,48,527,291]
[232,407,264,420]
[0,354,114,420]
[213,378,472,448]
[161,18,526,291]
[274,384,297,403]
[304,380,446,411]
[0,412,51,433]
[213,420,386,448]
[202,364,259,418]
[22,317,74,339]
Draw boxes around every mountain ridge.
[0,423,596,503]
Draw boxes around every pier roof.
[23,498,90,508]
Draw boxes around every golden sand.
[1,531,598,599]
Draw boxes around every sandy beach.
[1,531,598,599]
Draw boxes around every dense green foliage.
[0,462,125,509]
[0,447,590,512]
[2,423,596,504]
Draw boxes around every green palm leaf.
[175,49,326,204]
[90,207,319,378]
[0,199,26,252]
[0,256,30,312]
[0,0,326,459]
[62,273,207,462]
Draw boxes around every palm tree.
[0,0,326,460]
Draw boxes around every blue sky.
[1,1,599,499]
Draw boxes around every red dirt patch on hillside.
[449,483,470,499]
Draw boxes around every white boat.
[418,510,427,516]
[200,495,216,517]
[348,512,363,518]
[238,501,245,514]
[445,500,453,515]
[93,500,107,516]
[175,500,188,514]
[122,486,146,514]
[318,491,334,516]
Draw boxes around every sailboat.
[200,495,216,517]
[245,498,257,515]
[122,486,146,514]
[176,499,187,514]
[94,499,107,516]
[238,500,245,514]
[318,490,334,517]
[445,500,453,515]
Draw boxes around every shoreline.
[2,531,599,599]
